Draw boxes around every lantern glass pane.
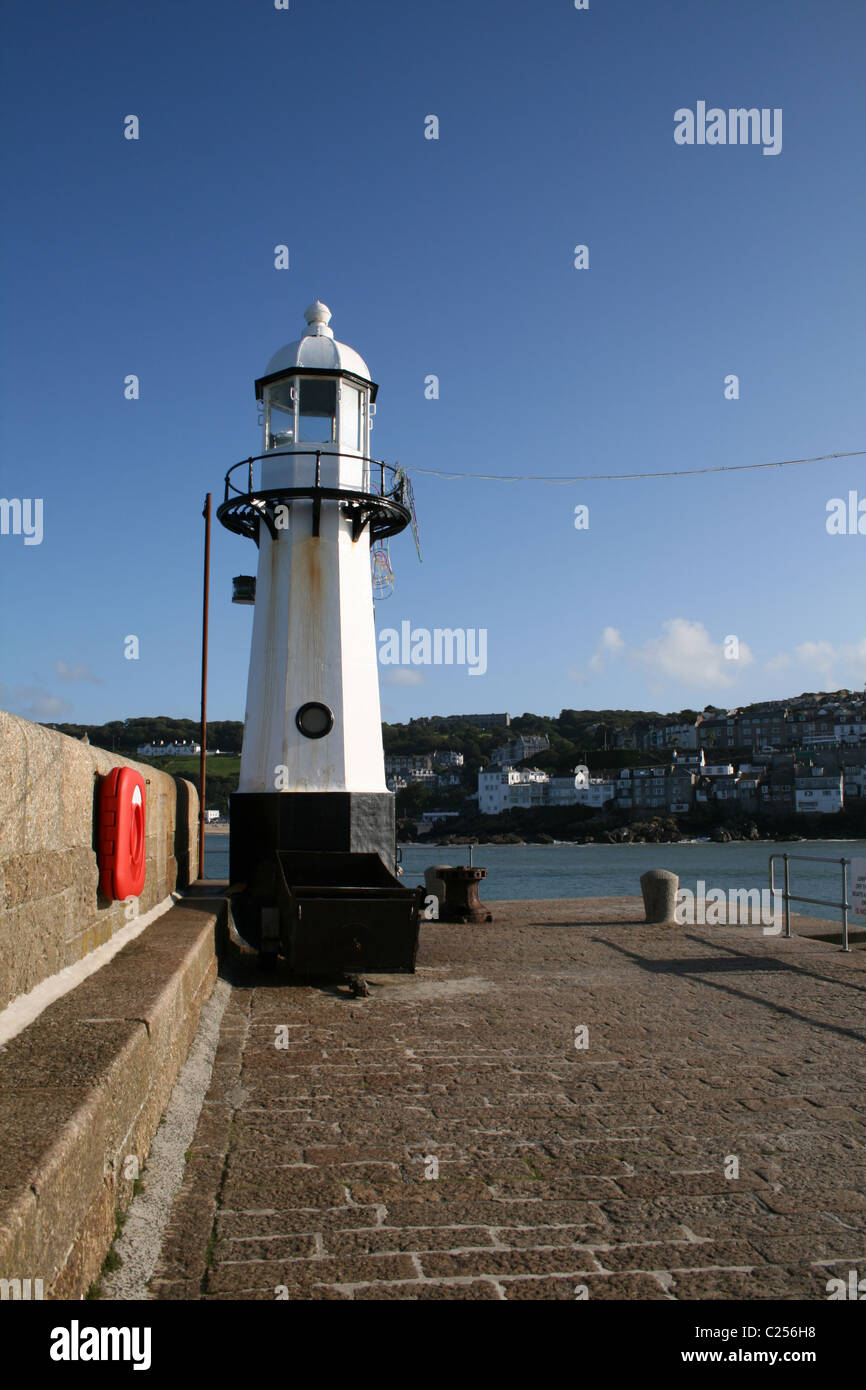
[266,380,295,449]
[298,379,337,443]
[340,383,362,451]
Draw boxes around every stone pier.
[145,897,865,1301]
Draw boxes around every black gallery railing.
[217,450,411,543]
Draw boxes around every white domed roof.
[262,301,372,381]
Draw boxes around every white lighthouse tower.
[218,301,421,972]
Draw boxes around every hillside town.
[47,690,866,828]
[386,692,866,828]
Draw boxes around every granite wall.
[0,711,199,1012]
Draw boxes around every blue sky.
[1,0,864,728]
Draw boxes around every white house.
[794,770,843,813]
[479,763,614,813]
[137,740,201,757]
[478,765,549,814]
[548,764,616,808]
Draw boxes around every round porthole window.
[295,701,334,739]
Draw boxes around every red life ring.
[98,767,146,900]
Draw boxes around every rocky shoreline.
[403,809,866,848]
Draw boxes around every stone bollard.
[424,865,451,911]
[640,868,679,924]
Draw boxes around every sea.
[203,834,866,924]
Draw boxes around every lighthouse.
[218,301,422,972]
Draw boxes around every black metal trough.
[271,850,423,975]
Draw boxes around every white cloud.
[54,660,101,684]
[4,686,74,721]
[635,619,753,688]
[567,620,866,701]
[380,668,426,687]
[570,618,752,690]
[587,626,624,674]
[793,637,866,689]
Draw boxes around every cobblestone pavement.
[149,899,866,1301]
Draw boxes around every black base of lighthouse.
[230,791,398,879]
[228,792,421,974]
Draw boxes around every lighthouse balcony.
[217,451,411,544]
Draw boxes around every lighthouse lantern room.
[218,302,423,973]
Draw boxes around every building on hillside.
[793,767,844,813]
[491,733,550,765]
[136,740,202,757]
[628,767,668,811]
[843,761,866,798]
[697,711,792,751]
[407,767,435,784]
[759,765,795,813]
[449,713,510,731]
[733,770,761,813]
[794,719,840,749]
[672,748,705,770]
[433,750,464,767]
[479,763,615,813]
[569,765,617,808]
[667,767,697,813]
[641,721,699,751]
[478,765,548,814]
[694,761,736,808]
[731,710,791,748]
[611,698,866,761]
[384,753,433,776]
[436,771,463,788]
[477,743,858,820]
[503,768,549,809]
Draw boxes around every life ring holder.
[98,767,147,900]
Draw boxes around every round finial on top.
[304,300,333,336]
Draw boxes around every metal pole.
[841,858,850,953]
[199,493,211,881]
[783,854,791,938]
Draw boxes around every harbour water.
[204,834,866,924]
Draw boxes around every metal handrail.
[223,450,402,505]
[768,852,855,952]
[218,450,409,545]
